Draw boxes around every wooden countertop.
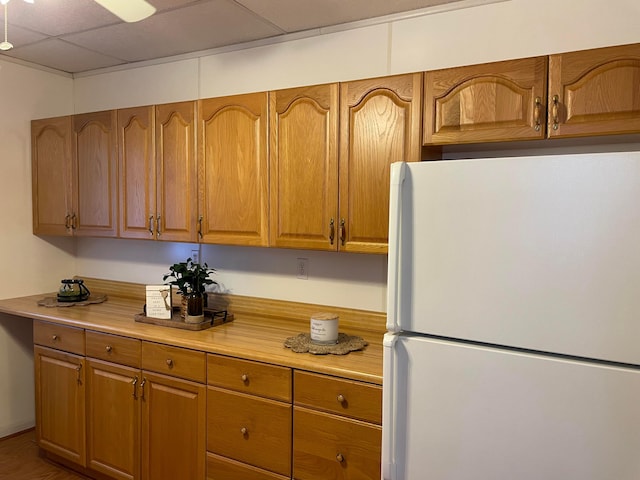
[0,279,385,385]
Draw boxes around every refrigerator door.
[382,333,640,480]
[386,152,640,364]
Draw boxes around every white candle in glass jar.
[310,312,339,344]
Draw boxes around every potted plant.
[163,258,217,323]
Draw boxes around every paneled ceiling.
[0,0,469,74]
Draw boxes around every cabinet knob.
[337,394,346,404]
[52,334,59,341]
[336,453,345,463]
[105,345,113,353]
[241,374,248,382]
[240,427,248,435]
[166,359,173,368]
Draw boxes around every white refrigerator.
[383,152,640,480]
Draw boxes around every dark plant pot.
[185,292,204,323]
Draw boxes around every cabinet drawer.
[85,331,141,368]
[33,320,85,355]
[293,406,381,480]
[207,387,291,476]
[294,371,382,424]
[207,452,289,480]
[142,341,206,383]
[207,354,291,402]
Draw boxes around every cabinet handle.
[76,364,82,384]
[329,218,335,245]
[198,215,203,239]
[337,394,346,404]
[51,334,59,341]
[132,376,138,399]
[65,214,71,230]
[70,213,77,230]
[336,453,345,463]
[105,345,113,353]
[533,96,542,131]
[339,218,346,246]
[156,215,161,237]
[551,95,560,130]
[241,374,248,382]
[140,378,146,400]
[166,358,173,368]
[148,215,154,236]
[240,427,248,436]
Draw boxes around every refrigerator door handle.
[382,333,399,480]
[386,162,406,333]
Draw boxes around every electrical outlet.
[297,258,308,280]
[191,249,200,264]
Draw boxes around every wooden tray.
[134,307,233,331]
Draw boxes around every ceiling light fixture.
[0,4,13,51]
[93,0,156,23]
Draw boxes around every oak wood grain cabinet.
[32,111,118,237]
[152,101,198,242]
[270,75,421,254]
[548,43,640,138]
[339,73,422,254]
[31,116,74,236]
[206,354,292,479]
[293,371,382,480]
[85,331,142,480]
[33,321,87,467]
[424,57,548,145]
[197,93,269,246]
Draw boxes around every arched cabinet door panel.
[548,43,640,138]
[424,57,548,145]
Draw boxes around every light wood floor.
[0,429,90,480]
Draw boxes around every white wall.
[0,59,74,437]
[73,0,640,314]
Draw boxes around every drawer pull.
[132,376,138,399]
[140,378,146,400]
[166,359,173,368]
[337,394,346,404]
[105,345,113,353]
[52,334,59,341]
[240,427,248,436]
[336,453,344,463]
[241,374,248,382]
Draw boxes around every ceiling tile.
[236,0,468,32]
[61,0,284,63]
[3,38,125,73]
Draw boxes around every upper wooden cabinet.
[340,73,422,254]
[156,102,198,242]
[118,106,156,240]
[424,57,548,145]
[269,83,339,251]
[271,75,421,254]
[32,111,118,237]
[198,93,269,246]
[548,43,640,138]
[118,102,197,242]
[73,111,118,237]
[32,116,73,236]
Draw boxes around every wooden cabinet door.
[34,346,86,467]
[339,73,422,254]
[424,57,548,144]
[269,84,339,250]
[548,43,640,138]
[31,116,73,236]
[198,93,269,246]
[155,102,197,242]
[118,106,156,240]
[86,359,141,480]
[141,371,206,480]
[73,110,118,237]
